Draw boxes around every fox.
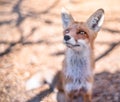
[57,8,104,102]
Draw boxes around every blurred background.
[0,0,120,102]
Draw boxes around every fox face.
[62,8,104,51]
[63,22,90,51]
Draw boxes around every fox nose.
[64,35,71,41]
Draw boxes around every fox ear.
[61,8,74,29]
[86,9,104,32]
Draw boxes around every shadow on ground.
[0,0,59,56]
[0,0,120,102]
[26,71,120,102]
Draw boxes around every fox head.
[61,8,104,51]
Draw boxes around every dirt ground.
[0,0,120,102]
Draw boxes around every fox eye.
[65,29,70,33]
[77,30,86,35]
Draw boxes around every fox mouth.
[65,42,80,47]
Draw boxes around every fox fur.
[57,8,104,102]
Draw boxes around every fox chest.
[64,55,92,93]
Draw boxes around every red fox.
[57,8,104,102]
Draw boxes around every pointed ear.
[86,9,104,32]
[61,8,74,29]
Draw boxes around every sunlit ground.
[0,0,120,102]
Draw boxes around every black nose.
[64,35,71,41]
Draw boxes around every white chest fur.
[64,48,92,93]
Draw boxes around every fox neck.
[65,46,93,71]
[64,47,94,93]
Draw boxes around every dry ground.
[0,0,120,102]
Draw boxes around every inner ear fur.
[61,8,74,29]
[86,9,104,32]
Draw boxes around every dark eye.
[65,29,70,33]
[77,30,86,35]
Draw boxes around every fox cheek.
[77,40,88,48]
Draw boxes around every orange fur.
[57,8,104,102]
